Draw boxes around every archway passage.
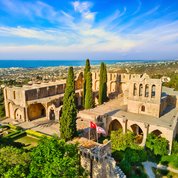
[151,130,162,137]
[131,124,143,144]
[49,109,55,120]
[28,103,46,121]
[109,119,123,135]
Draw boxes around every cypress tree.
[60,67,77,141]
[103,63,107,102]
[0,88,5,118]
[99,62,107,105]
[83,59,91,107]
[85,71,93,109]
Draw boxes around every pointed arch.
[151,85,156,98]
[151,130,162,137]
[133,83,137,96]
[108,119,123,134]
[139,84,143,96]
[130,124,143,144]
[145,84,149,97]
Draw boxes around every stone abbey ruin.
[4,72,178,153]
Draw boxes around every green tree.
[145,133,156,151]
[85,72,93,109]
[146,133,169,156]
[28,137,84,178]
[111,130,136,151]
[99,62,107,105]
[153,137,168,156]
[0,146,30,177]
[0,87,5,118]
[60,67,77,141]
[83,59,91,107]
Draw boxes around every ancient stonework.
[3,72,178,153]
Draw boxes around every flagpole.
[89,126,90,140]
[96,128,98,143]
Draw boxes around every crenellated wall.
[79,141,126,178]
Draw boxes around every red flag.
[96,126,106,135]
[90,121,96,129]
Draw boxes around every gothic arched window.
[145,84,149,97]
[139,84,143,96]
[133,83,137,96]
[151,85,156,98]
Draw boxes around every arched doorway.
[110,82,116,92]
[8,102,13,119]
[109,119,123,135]
[14,108,22,121]
[151,130,162,137]
[28,103,46,121]
[49,109,55,120]
[131,124,143,144]
[141,105,145,112]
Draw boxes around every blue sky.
[0,0,177,60]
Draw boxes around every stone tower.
[127,74,162,117]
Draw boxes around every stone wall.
[79,141,126,178]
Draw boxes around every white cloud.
[72,1,92,13]
[0,0,60,22]
[0,26,55,40]
[0,1,177,59]
[72,1,96,21]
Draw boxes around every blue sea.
[0,59,171,68]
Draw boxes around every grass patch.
[14,135,39,149]
[26,129,51,138]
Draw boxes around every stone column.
[122,118,127,134]
[24,107,29,122]
[143,84,146,98]
[141,123,149,147]
[149,85,152,100]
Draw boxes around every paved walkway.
[142,161,178,178]
[142,161,156,178]
[1,118,60,136]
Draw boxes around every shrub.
[0,125,10,129]
[161,154,178,169]
[26,130,51,138]
[15,126,24,131]
[10,131,26,139]
[172,141,178,154]
[9,124,18,130]
[120,159,131,175]
[111,130,136,151]
[146,133,169,156]
[4,130,20,138]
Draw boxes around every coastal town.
[0,60,178,86]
